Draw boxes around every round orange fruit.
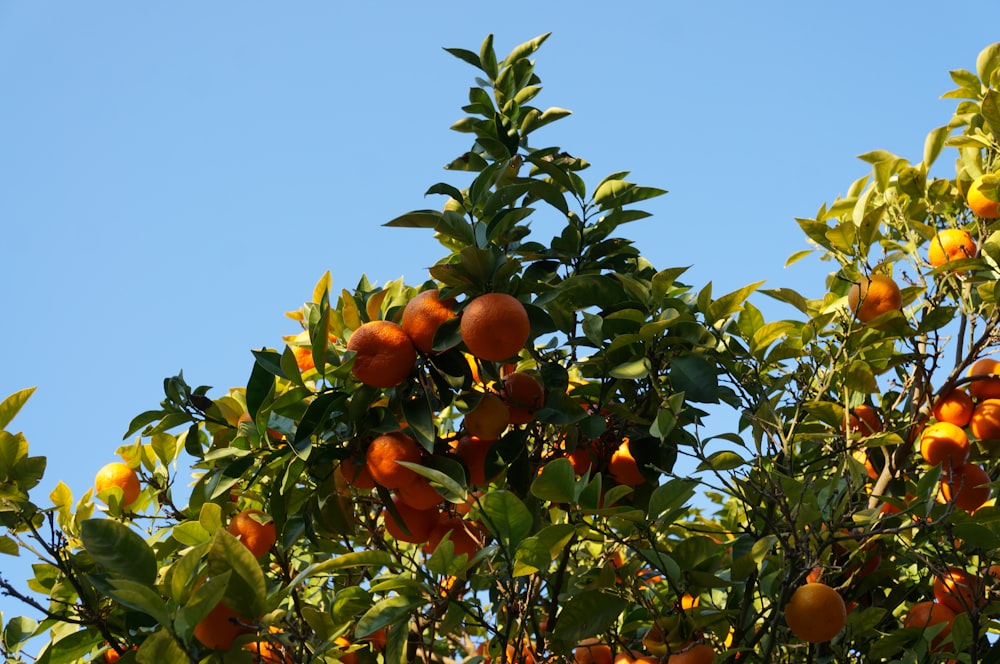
[919,421,970,469]
[968,357,1000,400]
[784,582,847,643]
[460,293,531,362]
[609,440,646,486]
[227,509,277,558]
[95,462,141,507]
[194,601,253,650]
[970,398,1000,440]
[847,274,902,323]
[928,228,976,267]
[500,372,545,425]
[365,432,422,489]
[967,173,1000,219]
[933,389,974,428]
[903,600,955,650]
[666,643,716,664]
[933,567,984,614]
[941,463,991,512]
[346,320,416,388]
[401,289,457,354]
[463,392,510,440]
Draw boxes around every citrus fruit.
[365,432,422,489]
[103,646,137,663]
[903,600,955,650]
[933,567,984,613]
[847,274,902,323]
[941,463,991,512]
[401,289,457,354]
[425,516,482,559]
[460,293,531,361]
[463,392,510,440]
[919,421,970,469]
[346,320,416,388]
[614,652,659,663]
[500,372,545,424]
[934,389,974,428]
[452,435,498,486]
[666,643,716,664]
[783,581,847,643]
[334,636,359,664]
[339,455,375,490]
[291,344,315,372]
[244,638,293,664]
[194,601,253,650]
[384,497,440,543]
[574,640,613,664]
[967,173,1000,219]
[94,462,141,507]
[396,475,445,510]
[609,440,646,486]
[846,404,881,436]
[227,509,277,558]
[928,228,976,267]
[970,398,1000,440]
[970,357,1000,400]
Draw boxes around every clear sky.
[2,2,1000,627]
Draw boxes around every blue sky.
[2,2,1000,626]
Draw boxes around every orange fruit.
[846,404,882,436]
[460,293,531,361]
[934,389,974,428]
[783,582,847,643]
[847,274,902,323]
[227,509,277,558]
[574,640,613,664]
[569,443,598,476]
[95,462,141,507]
[970,398,1000,440]
[609,440,646,486]
[941,463,991,512]
[365,432,422,489]
[968,358,1000,400]
[339,455,376,490]
[919,421,970,469]
[425,516,482,559]
[464,392,510,440]
[334,636,359,664]
[291,344,315,372]
[396,475,445,510]
[614,652,659,663]
[967,173,1000,219]
[666,643,715,664]
[384,497,440,543]
[103,646,137,663]
[244,638,293,664]
[346,320,416,388]
[501,372,545,425]
[903,600,955,650]
[933,567,984,614]
[401,289,457,354]
[194,602,253,650]
[928,229,977,267]
[453,435,498,486]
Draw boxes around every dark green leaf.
[530,458,576,504]
[80,519,157,585]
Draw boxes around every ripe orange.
[227,509,277,558]
[365,432,422,489]
[291,344,315,372]
[95,462,141,507]
[401,289,457,354]
[460,293,531,362]
[334,636,359,664]
[847,274,902,323]
[928,228,977,267]
[933,567,984,613]
[501,372,545,425]
[783,582,847,643]
[968,358,1000,400]
[194,601,253,650]
[464,392,510,440]
[941,463,991,512]
[934,389,975,428]
[919,421,970,469]
[846,404,882,436]
[970,398,1000,440]
[396,475,445,510]
[453,435,498,486]
[425,516,482,559]
[609,440,646,486]
[569,442,598,476]
[903,600,955,650]
[666,643,715,664]
[384,497,440,544]
[346,320,416,388]
[103,646,137,663]
[614,652,659,663]
[574,640,613,664]
[967,173,1000,219]
[339,455,376,490]
[244,638,293,664]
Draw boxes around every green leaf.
[977,43,1000,85]
[0,534,18,556]
[356,595,424,639]
[477,490,532,548]
[530,457,576,503]
[696,451,747,472]
[80,519,157,585]
[648,478,698,523]
[106,578,171,626]
[2,616,37,651]
[289,551,393,589]
[0,388,35,431]
[443,47,482,70]
[706,281,764,324]
[512,524,576,576]
[670,355,719,404]
[135,629,188,664]
[395,459,467,503]
[923,125,950,167]
[292,391,344,458]
[550,590,628,648]
[207,529,268,618]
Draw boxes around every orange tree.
[4,34,1000,664]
